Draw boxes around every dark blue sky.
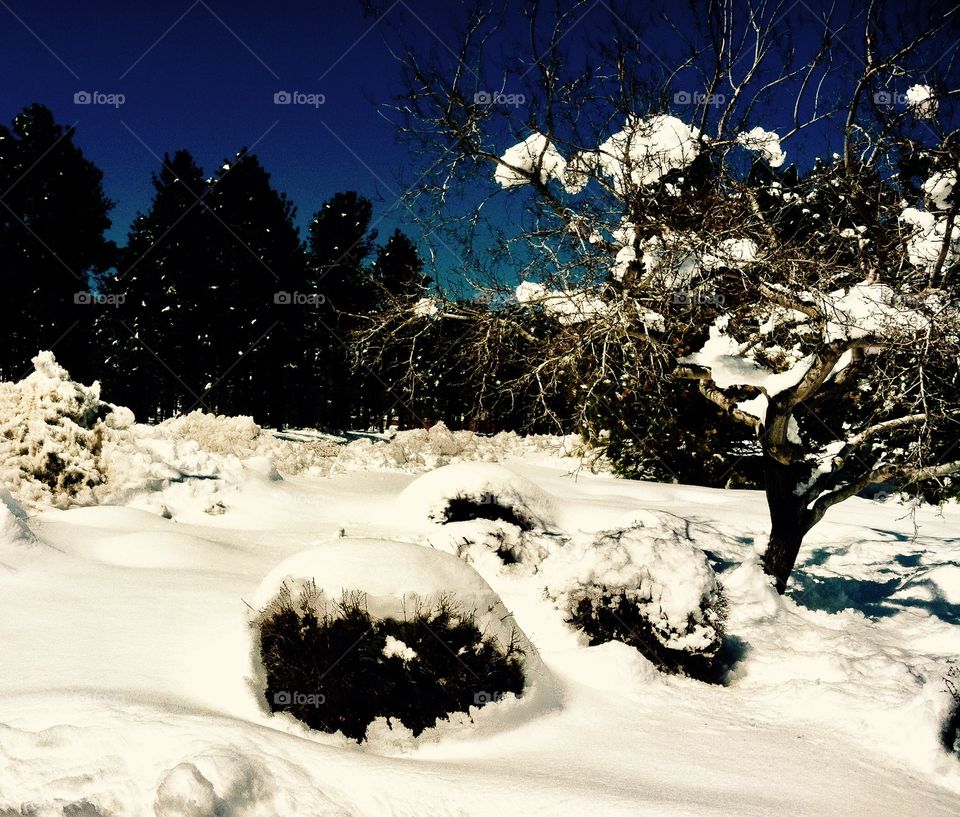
[0,1,443,244]
[1,0,953,275]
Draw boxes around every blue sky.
[0,1,438,244]
[1,0,955,281]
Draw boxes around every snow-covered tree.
[373,0,960,591]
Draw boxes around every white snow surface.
[596,114,701,191]
[1,363,960,815]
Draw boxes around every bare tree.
[364,0,960,591]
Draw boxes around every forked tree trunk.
[760,453,812,594]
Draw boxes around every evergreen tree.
[0,104,114,382]
[307,192,377,428]
[100,150,210,420]
[205,149,308,425]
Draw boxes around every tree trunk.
[761,453,811,594]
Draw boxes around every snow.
[494,133,567,189]
[681,320,813,396]
[907,84,938,119]
[737,127,786,167]
[819,281,934,341]
[541,521,724,653]
[513,281,609,325]
[901,206,959,271]
[412,296,439,318]
[1,363,960,814]
[593,114,701,193]
[924,170,956,211]
[383,635,417,662]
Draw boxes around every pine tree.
[0,104,114,383]
[100,150,211,420]
[307,192,377,428]
[205,149,308,425]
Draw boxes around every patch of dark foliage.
[258,585,525,742]
[441,495,533,531]
[567,587,732,684]
[943,666,960,757]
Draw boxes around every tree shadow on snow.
[789,569,960,624]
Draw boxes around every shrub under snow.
[0,352,134,508]
[542,524,727,680]
[249,540,552,742]
[396,462,557,531]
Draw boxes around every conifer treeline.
[0,104,447,430]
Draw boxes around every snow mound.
[248,540,557,721]
[395,462,557,531]
[542,525,725,654]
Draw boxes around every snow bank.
[0,484,33,544]
[395,462,557,531]
[0,357,591,514]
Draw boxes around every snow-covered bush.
[397,462,556,531]
[424,519,557,569]
[542,525,728,681]
[258,587,525,741]
[0,352,133,508]
[249,541,551,742]
[397,463,558,569]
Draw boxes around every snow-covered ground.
[1,361,959,815]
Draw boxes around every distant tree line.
[0,104,551,432]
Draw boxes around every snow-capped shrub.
[397,462,556,531]
[542,525,728,681]
[249,541,554,742]
[425,519,558,570]
[0,352,130,508]
[257,585,525,741]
